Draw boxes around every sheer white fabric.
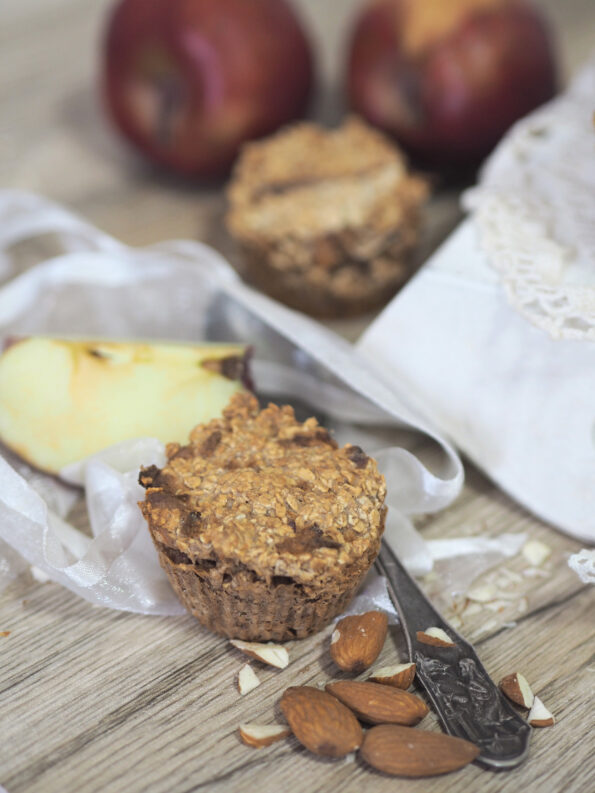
[0,191,464,613]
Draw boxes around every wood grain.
[1,467,592,793]
[1,1,594,791]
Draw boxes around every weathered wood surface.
[1,1,594,791]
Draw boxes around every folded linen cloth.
[358,56,595,544]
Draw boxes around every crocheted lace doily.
[568,549,595,584]
[464,56,595,341]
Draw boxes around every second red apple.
[347,0,557,170]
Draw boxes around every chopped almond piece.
[237,664,261,695]
[239,723,291,747]
[528,696,555,727]
[417,627,455,647]
[230,639,289,669]
[499,672,534,709]
[368,663,416,689]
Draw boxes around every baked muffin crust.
[141,393,386,589]
[226,117,428,317]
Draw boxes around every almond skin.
[326,680,428,725]
[360,724,480,777]
[330,611,388,673]
[280,686,363,757]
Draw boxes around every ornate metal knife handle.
[375,541,531,769]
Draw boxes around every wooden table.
[1,2,594,791]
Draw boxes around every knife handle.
[375,541,531,769]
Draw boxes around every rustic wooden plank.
[0,578,592,793]
[1,461,592,793]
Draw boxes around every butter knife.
[375,540,531,769]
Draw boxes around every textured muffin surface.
[226,117,428,317]
[139,393,387,639]
[141,393,386,584]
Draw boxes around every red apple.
[102,0,314,178]
[347,0,557,169]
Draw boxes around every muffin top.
[226,117,427,241]
[140,393,386,583]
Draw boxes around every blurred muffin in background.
[226,117,428,318]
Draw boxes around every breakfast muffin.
[139,392,387,641]
[226,116,428,317]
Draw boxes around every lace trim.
[465,56,595,341]
[568,549,595,585]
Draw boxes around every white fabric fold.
[568,549,595,584]
[359,219,595,544]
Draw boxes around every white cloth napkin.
[358,58,595,545]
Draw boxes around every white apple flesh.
[0,338,249,474]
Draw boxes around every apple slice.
[0,337,250,474]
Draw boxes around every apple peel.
[102,0,314,177]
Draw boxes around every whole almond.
[330,611,388,673]
[280,686,363,757]
[326,680,428,725]
[360,724,480,777]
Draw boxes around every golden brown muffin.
[139,393,387,641]
[226,117,428,317]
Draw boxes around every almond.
[466,583,498,603]
[237,664,260,695]
[499,672,534,709]
[368,663,416,690]
[229,639,289,669]
[522,539,551,567]
[239,723,291,748]
[360,724,480,777]
[462,602,483,617]
[528,696,555,727]
[417,626,455,647]
[330,611,388,673]
[326,680,428,725]
[280,686,363,757]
